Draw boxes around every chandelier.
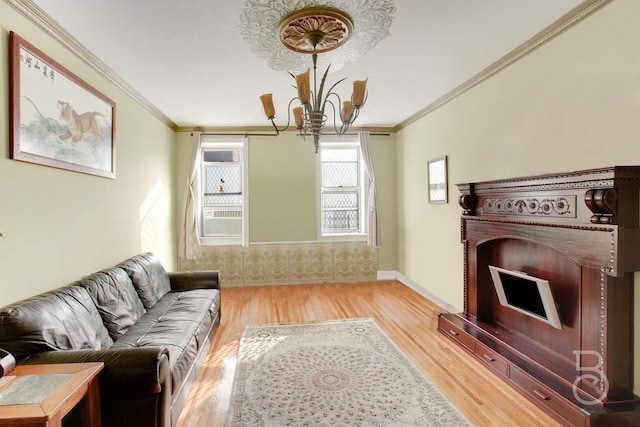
[259,7,368,153]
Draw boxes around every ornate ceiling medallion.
[278,7,353,54]
[240,0,396,73]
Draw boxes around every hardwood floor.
[175,280,561,426]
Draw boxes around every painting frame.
[10,32,116,179]
[427,156,448,204]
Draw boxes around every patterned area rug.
[226,318,471,426]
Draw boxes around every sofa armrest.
[19,346,170,399]
[168,270,220,291]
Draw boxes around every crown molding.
[4,0,178,130]
[395,0,615,132]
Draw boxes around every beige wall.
[248,132,318,242]
[175,131,398,271]
[0,2,177,307]
[397,0,640,395]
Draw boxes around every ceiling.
[27,0,585,130]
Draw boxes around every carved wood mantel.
[439,166,640,426]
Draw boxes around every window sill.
[319,233,367,243]
[200,236,242,246]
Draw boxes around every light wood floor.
[175,280,561,426]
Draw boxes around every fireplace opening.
[488,265,562,329]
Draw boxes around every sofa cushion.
[0,285,113,358]
[80,267,147,341]
[117,253,171,310]
[111,289,220,391]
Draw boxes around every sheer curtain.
[178,131,202,259]
[359,130,380,247]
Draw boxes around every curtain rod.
[192,132,391,137]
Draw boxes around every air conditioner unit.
[202,207,242,237]
[203,149,240,163]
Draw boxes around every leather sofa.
[0,252,221,427]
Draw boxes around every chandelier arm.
[327,91,353,131]
[340,109,353,134]
[323,91,341,116]
[349,106,360,125]
[322,86,346,115]
[268,118,281,135]
[325,79,348,96]
[271,97,301,134]
[283,96,300,131]
[321,79,347,112]
[324,98,343,135]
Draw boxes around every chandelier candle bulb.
[352,79,368,108]
[341,101,353,122]
[293,106,304,128]
[260,93,276,119]
[296,69,311,104]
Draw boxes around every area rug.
[226,318,471,426]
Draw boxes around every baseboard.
[382,271,460,313]
[376,271,397,280]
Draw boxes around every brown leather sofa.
[0,253,221,427]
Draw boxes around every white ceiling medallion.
[240,0,396,73]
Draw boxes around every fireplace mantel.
[439,166,640,426]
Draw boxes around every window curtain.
[178,131,202,260]
[359,130,380,247]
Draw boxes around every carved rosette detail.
[483,196,574,218]
[279,10,352,54]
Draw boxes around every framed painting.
[10,32,116,178]
[427,156,448,203]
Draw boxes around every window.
[319,139,366,239]
[199,137,248,246]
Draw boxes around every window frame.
[198,136,248,246]
[317,137,367,241]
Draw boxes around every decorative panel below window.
[179,241,378,285]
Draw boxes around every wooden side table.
[0,362,103,427]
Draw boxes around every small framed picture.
[427,156,448,203]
